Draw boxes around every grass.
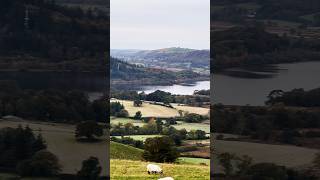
[110,141,143,161]
[0,172,60,180]
[171,104,209,116]
[112,135,163,141]
[172,121,210,133]
[111,99,209,117]
[0,120,108,175]
[110,117,145,126]
[177,157,210,166]
[110,118,210,133]
[110,159,210,180]
[213,138,319,173]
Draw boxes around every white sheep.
[158,177,174,180]
[147,164,163,174]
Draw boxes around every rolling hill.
[111,47,210,70]
[111,57,207,86]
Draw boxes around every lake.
[139,81,210,95]
[213,61,320,106]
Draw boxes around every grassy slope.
[110,142,210,179]
[110,159,210,180]
[0,120,108,175]
[110,141,143,161]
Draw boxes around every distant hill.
[0,0,109,72]
[111,47,210,71]
[111,57,206,86]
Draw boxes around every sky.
[110,0,210,50]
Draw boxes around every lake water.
[213,61,320,106]
[140,81,210,95]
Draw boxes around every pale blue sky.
[110,0,210,50]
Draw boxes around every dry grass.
[111,99,209,117]
[0,120,108,175]
[172,104,210,116]
[111,100,179,117]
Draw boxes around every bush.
[75,121,104,141]
[17,150,61,177]
[184,113,205,123]
[143,136,179,163]
[115,109,129,118]
[133,111,142,120]
[77,157,101,180]
[247,163,288,180]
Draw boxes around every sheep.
[147,164,163,174]
[158,177,174,180]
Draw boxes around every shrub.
[17,150,61,177]
[77,157,101,180]
[75,121,104,141]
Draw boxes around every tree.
[133,99,142,107]
[77,157,102,180]
[143,136,179,163]
[110,102,124,116]
[236,155,252,175]
[133,111,142,120]
[184,113,204,123]
[217,152,236,176]
[116,109,129,118]
[17,150,61,177]
[313,152,320,169]
[75,121,103,141]
[247,163,288,180]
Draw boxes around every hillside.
[212,25,320,70]
[212,0,320,26]
[111,47,210,71]
[110,141,143,161]
[111,57,207,86]
[0,0,109,72]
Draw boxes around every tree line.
[0,81,106,123]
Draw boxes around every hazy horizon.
[111,0,210,50]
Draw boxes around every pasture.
[213,139,319,173]
[0,119,108,176]
[110,118,210,133]
[113,135,163,141]
[111,99,209,118]
[110,159,210,180]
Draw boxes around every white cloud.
[110,0,210,50]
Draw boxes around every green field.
[111,118,210,133]
[177,157,210,166]
[110,159,210,180]
[110,117,145,126]
[110,142,143,161]
[110,141,210,179]
[0,173,59,180]
[113,135,163,141]
[111,99,209,118]
[0,120,108,175]
[172,121,210,133]
[213,138,319,173]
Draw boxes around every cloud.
[111,0,210,50]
